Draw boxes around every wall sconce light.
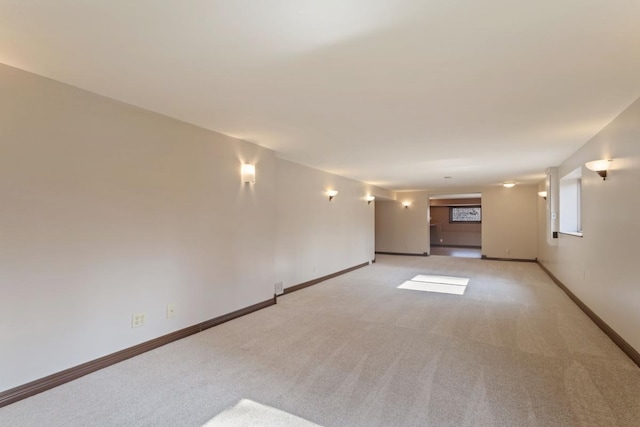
[241,164,256,183]
[502,182,516,188]
[365,195,375,205]
[538,191,547,200]
[326,190,338,201]
[402,201,411,208]
[585,159,612,180]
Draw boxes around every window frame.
[449,206,482,224]
[559,167,583,237]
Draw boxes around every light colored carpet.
[1,255,639,426]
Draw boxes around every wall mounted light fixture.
[538,191,547,200]
[365,195,375,205]
[402,201,411,208]
[326,190,338,201]
[502,182,516,188]
[585,159,612,180]
[241,164,256,183]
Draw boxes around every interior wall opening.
[429,193,482,259]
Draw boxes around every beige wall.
[482,184,538,260]
[537,181,549,257]
[275,159,381,289]
[376,187,538,259]
[430,198,481,206]
[0,64,379,392]
[538,96,640,354]
[0,64,276,391]
[375,192,429,254]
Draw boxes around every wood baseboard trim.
[198,298,275,331]
[481,255,537,263]
[283,262,369,294]
[537,261,640,368]
[374,251,429,257]
[0,297,275,408]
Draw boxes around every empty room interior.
[1,1,640,426]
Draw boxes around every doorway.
[429,193,482,259]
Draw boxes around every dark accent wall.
[430,206,481,247]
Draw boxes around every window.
[450,206,481,223]
[559,167,582,236]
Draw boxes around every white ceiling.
[2,0,639,190]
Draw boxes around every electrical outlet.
[439,239,443,243]
[506,248,511,254]
[275,282,284,295]
[132,313,145,328]
[167,304,176,319]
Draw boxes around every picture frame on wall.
[450,206,481,223]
